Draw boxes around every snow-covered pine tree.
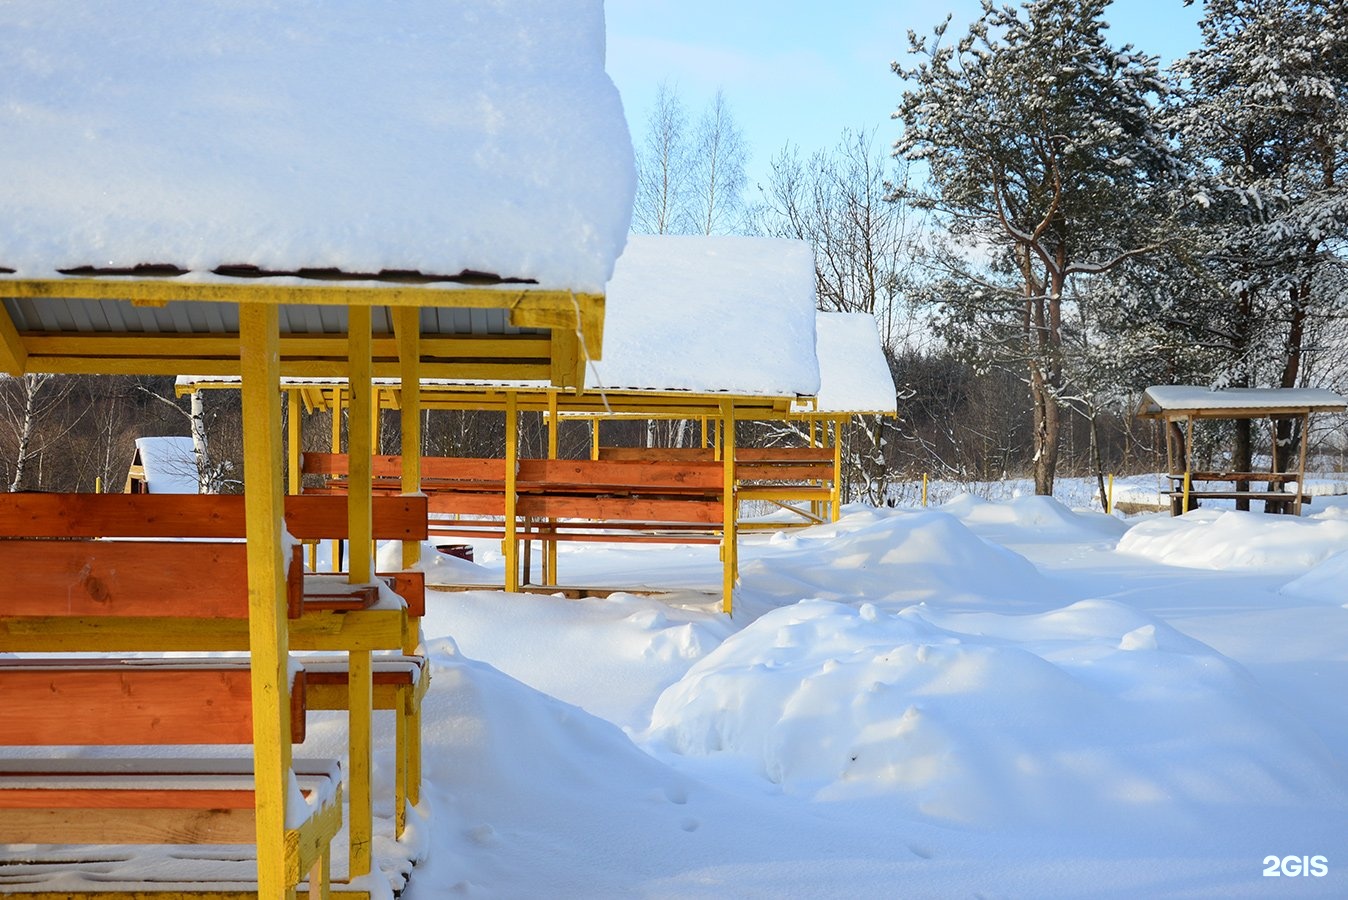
[891,0,1180,495]
[1161,0,1347,472]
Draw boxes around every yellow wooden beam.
[0,304,26,375]
[287,391,301,496]
[343,312,375,881]
[3,277,600,313]
[394,307,422,571]
[503,392,519,593]
[720,399,737,616]
[238,303,292,897]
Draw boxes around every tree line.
[3,0,1344,502]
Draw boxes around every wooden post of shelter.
[720,398,737,616]
[504,390,520,593]
[238,305,294,897]
[396,307,423,569]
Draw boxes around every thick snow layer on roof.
[0,1,634,293]
[809,313,896,415]
[588,235,820,397]
[1141,385,1347,414]
[133,436,200,494]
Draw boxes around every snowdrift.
[1117,508,1348,570]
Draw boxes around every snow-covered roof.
[1139,386,1348,418]
[0,1,633,293]
[178,234,822,402]
[589,235,820,397]
[805,313,897,416]
[132,436,199,494]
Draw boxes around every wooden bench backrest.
[598,445,835,481]
[0,660,306,744]
[516,458,723,524]
[0,492,428,542]
[1,540,304,619]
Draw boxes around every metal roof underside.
[3,297,539,337]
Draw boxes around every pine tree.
[892,0,1180,495]
[1162,0,1348,470]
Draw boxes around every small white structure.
[124,436,200,494]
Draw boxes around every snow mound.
[415,639,716,895]
[740,509,1053,610]
[1280,550,1348,606]
[377,540,497,585]
[941,493,1129,541]
[418,590,732,729]
[1117,509,1348,570]
[643,599,1344,828]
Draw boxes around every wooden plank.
[0,664,305,745]
[0,540,264,619]
[598,446,715,462]
[0,492,427,541]
[0,806,257,844]
[516,494,723,523]
[736,446,835,463]
[520,458,724,492]
[424,491,508,517]
[302,451,507,483]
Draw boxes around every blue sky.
[606,0,1203,190]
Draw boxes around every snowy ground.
[4,482,1346,897]
[381,483,1348,898]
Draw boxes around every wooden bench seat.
[0,659,339,896]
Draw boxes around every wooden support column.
[590,417,600,460]
[545,390,559,585]
[1295,413,1309,516]
[345,306,375,879]
[394,307,422,570]
[287,390,301,496]
[720,399,737,616]
[238,304,293,897]
[504,391,520,592]
[831,417,844,522]
[329,386,344,572]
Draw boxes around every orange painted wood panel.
[598,447,715,462]
[519,458,723,492]
[0,665,306,745]
[517,495,723,524]
[425,492,508,516]
[1,541,303,620]
[0,788,256,809]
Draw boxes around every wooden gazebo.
[179,235,825,612]
[1137,385,1347,516]
[0,2,633,897]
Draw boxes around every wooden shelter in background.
[1136,385,1348,516]
[0,2,634,897]
[179,235,825,613]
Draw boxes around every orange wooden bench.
[599,444,837,525]
[0,491,430,840]
[0,658,340,896]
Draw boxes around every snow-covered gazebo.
[1136,385,1348,515]
[0,1,633,895]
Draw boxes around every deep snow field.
[3,486,1346,898]
[371,486,1348,899]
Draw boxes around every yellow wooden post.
[1107,473,1115,515]
[700,416,708,449]
[238,304,293,897]
[720,399,737,616]
[831,417,843,522]
[287,390,301,496]
[329,386,343,572]
[922,473,928,507]
[504,391,520,593]
[590,417,600,460]
[545,389,559,585]
[395,307,422,570]
[345,306,375,878]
